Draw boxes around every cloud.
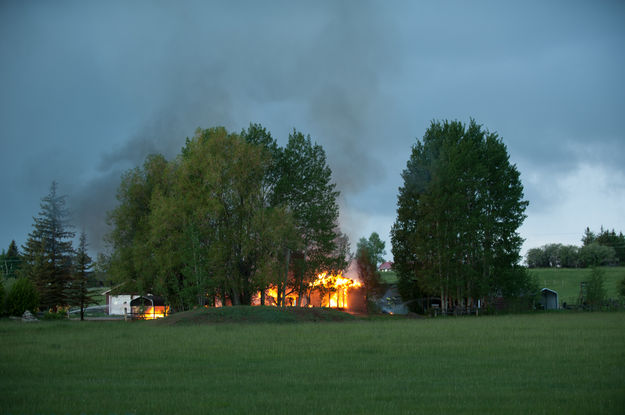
[1,0,624,260]
[520,162,625,254]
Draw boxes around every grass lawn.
[530,267,625,305]
[1,311,624,414]
[379,270,398,284]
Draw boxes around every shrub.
[42,305,70,320]
[5,277,39,316]
[586,268,607,310]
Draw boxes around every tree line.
[526,227,625,268]
[2,118,551,317]
[0,182,95,319]
[104,124,347,311]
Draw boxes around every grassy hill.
[379,270,398,284]
[530,266,625,305]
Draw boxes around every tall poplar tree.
[21,182,75,310]
[272,130,342,305]
[391,120,529,312]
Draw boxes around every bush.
[586,268,607,310]
[5,277,39,316]
[42,305,70,320]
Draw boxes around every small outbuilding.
[540,288,559,310]
[103,289,140,315]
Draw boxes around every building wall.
[108,294,140,315]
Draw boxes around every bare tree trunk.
[282,248,290,307]
[296,248,307,307]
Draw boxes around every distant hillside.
[530,266,625,305]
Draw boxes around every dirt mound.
[157,305,357,325]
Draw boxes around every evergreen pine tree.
[71,231,94,320]
[21,182,75,310]
[1,240,22,279]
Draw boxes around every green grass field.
[1,311,624,414]
[530,266,625,305]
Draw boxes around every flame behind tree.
[262,271,361,308]
[310,271,361,308]
[271,130,344,307]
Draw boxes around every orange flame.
[311,271,361,308]
[259,271,361,309]
[136,306,170,320]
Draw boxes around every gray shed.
[540,288,559,310]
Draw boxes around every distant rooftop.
[379,261,393,271]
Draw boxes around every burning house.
[254,270,366,313]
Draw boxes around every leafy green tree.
[526,244,579,268]
[107,127,301,309]
[391,120,528,313]
[355,246,380,308]
[579,243,617,267]
[582,227,625,265]
[21,182,75,310]
[272,130,342,306]
[70,231,95,320]
[586,267,606,310]
[107,125,342,310]
[5,277,38,316]
[526,247,548,268]
[168,127,296,306]
[356,232,386,269]
[107,154,169,296]
[595,228,625,265]
[558,245,579,268]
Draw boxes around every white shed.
[540,288,559,310]
[103,289,140,315]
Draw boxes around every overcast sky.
[1,0,624,262]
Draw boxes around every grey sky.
[1,0,624,260]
